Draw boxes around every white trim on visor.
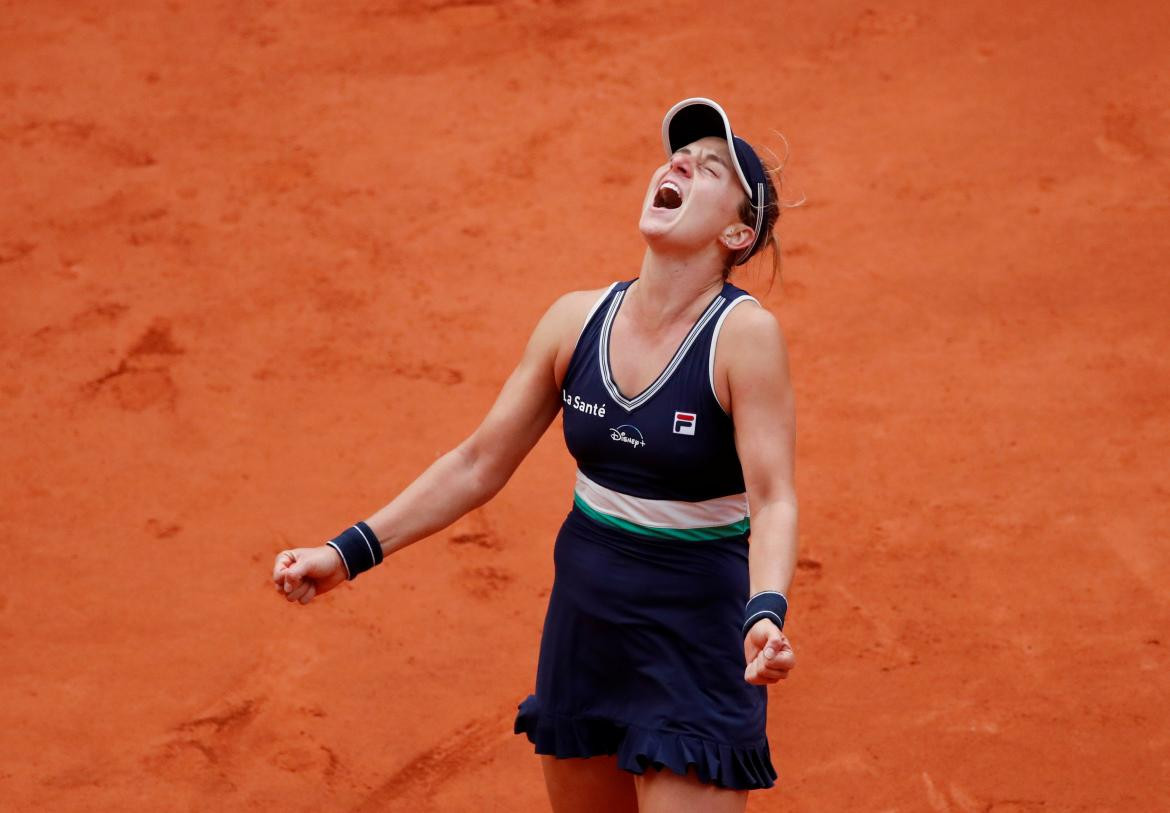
[735,180,766,265]
[661,97,752,199]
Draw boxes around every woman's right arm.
[272,290,596,604]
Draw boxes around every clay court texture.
[2,1,1168,810]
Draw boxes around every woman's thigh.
[634,767,748,813]
[540,755,638,813]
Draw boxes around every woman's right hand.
[272,545,348,605]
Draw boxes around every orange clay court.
[1,2,1168,811]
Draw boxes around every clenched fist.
[743,618,795,685]
[272,545,348,605]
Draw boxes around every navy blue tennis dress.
[513,277,777,790]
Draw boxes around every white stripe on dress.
[574,469,749,530]
[576,282,621,344]
[599,289,726,412]
[707,294,760,415]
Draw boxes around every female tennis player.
[273,97,798,812]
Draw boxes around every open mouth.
[652,180,683,210]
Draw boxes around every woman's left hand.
[743,618,796,685]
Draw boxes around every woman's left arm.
[722,302,798,684]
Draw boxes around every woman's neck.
[631,248,725,328]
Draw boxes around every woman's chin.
[638,219,663,241]
[638,225,675,254]
[639,207,679,240]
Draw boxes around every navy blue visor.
[661,97,769,265]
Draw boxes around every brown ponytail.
[723,140,803,290]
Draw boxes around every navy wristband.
[325,521,383,580]
[742,591,788,638]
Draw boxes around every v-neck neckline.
[599,280,726,413]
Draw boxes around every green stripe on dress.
[573,494,750,541]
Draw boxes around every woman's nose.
[669,152,692,176]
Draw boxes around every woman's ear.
[720,223,755,253]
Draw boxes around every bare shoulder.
[720,298,788,365]
[547,286,612,326]
[713,298,791,413]
[531,285,615,384]
[534,286,611,348]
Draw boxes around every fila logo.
[673,411,697,436]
